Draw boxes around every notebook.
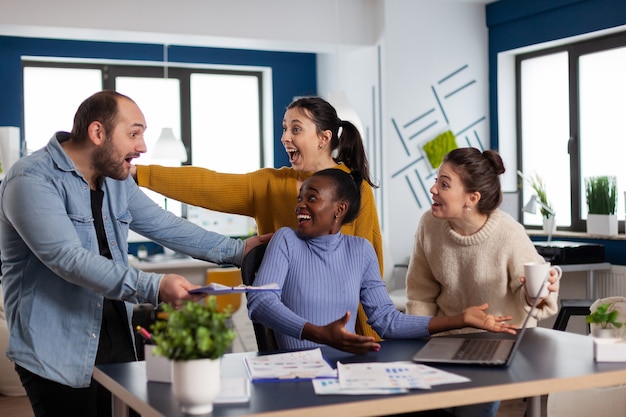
[412,273,549,366]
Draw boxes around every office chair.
[241,242,278,352]
[552,299,593,333]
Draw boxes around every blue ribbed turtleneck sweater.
[247,227,431,350]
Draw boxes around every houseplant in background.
[586,302,623,339]
[529,173,556,235]
[151,298,236,415]
[585,175,618,236]
[587,298,626,362]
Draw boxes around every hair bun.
[483,150,505,176]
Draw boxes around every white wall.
[316,1,491,265]
[0,0,491,265]
[381,0,490,263]
[0,0,379,53]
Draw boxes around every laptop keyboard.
[452,339,501,361]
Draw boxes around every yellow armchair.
[205,267,243,314]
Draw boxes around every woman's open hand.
[463,303,517,334]
[302,311,380,354]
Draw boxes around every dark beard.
[92,134,128,181]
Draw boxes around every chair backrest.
[205,267,242,314]
[241,242,278,352]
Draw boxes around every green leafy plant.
[529,173,553,218]
[150,298,236,361]
[585,175,617,215]
[586,303,624,330]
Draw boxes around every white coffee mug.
[523,262,562,299]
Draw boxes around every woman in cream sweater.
[405,147,560,417]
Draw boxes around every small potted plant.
[586,302,623,339]
[585,175,618,235]
[151,298,236,415]
[586,301,626,362]
[529,173,555,234]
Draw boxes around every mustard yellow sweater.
[136,163,383,339]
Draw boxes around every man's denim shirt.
[0,133,244,388]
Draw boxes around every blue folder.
[188,282,281,295]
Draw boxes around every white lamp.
[151,45,188,164]
[522,194,556,243]
[152,127,187,163]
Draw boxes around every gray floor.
[133,300,253,358]
[230,299,257,353]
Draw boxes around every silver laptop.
[412,273,548,366]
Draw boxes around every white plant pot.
[592,327,617,339]
[171,358,221,415]
[586,214,618,236]
[542,217,556,235]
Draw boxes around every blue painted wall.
[0,36,317,169]
[486,0,626,150]
[486,0,626,265]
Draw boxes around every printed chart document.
[312,378,408,395]
[415,363,471,386]
[244,348,336,382]
[338,362,431,390]
[189,282,280,295]
[313,361,470,395]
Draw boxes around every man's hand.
[158,273,206,308]
[302,311,380,355]
[243,233,274,258]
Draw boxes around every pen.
[136,325,154,344]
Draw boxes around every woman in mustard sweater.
[133,96,383,339]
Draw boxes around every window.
[22,60,268,238]
[516,31,626,232]
[23,65,103,153]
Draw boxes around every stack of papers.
[244,348,336,382]
[313,361,470,395]
[189,282,280,295]
[214,378,251,404]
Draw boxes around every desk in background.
[534,240,611,300]
[132,255,219,286]
[94,328,626,417]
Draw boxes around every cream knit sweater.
[406,209,559,334]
